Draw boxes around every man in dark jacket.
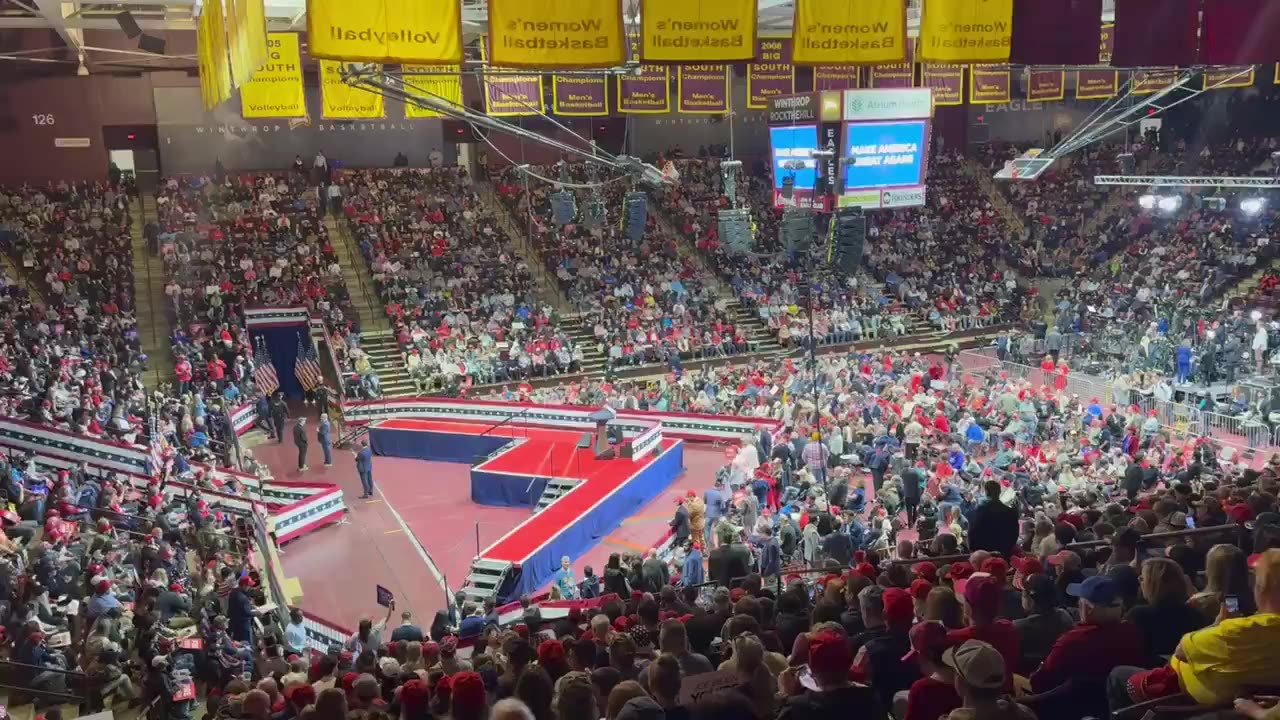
[1123,453,1146,500]
[670,499,691,545]
[293,418,309,472]
[778,629,885,720]
[968,480,1019,557]
[708,527,752,586]
[270,393,288,443]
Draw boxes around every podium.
[588,407,616,460]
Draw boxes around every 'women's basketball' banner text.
[918,0,1014,63]
[487,0,624,68]
[791,0,906,65]
[641,0,756,62]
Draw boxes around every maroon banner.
[970,66,1010,103]
[1131,69,1178,95]
[1027,70,1065,101]
[552,75,608,116]
[1204,66,1256,90]
[869,38,914,88]
[483,75,544,116]
[922,64,963,105]
[813,65,860,90]
[677,64,730,114]
[1202,0,1280,65]
[1076,69,1118,99]
[746,37,794,109]
[1010,0,1102,66]
[618,35,669,113]
[1113,0,1199,68]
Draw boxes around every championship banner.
[198,0,233,110]
[918,0,1014,63]
[226,0,248,86]
[791,0,906,65]
[244,0,268,69]
[747,38,795,109]
[197,7,215,109]
[1026,69,1065,102]
[307,0,463,65]
[403,66,463,118]
[1131,69,1178,96]
[1204,66,1255,90]
[640,0,756,62]
[487,0,624,68]
[869,37,914,88]
[552,75,608,115]
[814,65,860,91]
[240,33,307,118]
[479,37,546,116]
[320,60,385,118]
[970,65,1010,103]
[1075,22,1115,100]
[618,35,669,113]
[677,64,730,114]
[922,64,964,105]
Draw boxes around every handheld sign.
[376,585,395,608]
[677,671,741,705]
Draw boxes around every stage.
[367,417,685,599]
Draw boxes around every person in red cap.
[777,629,880,720]
[948,573,1019,691]
[898,621,962,720]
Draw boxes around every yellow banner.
[198,0,232,109]
[226,0,247,86]
[918,0,1013,63]
[403,66,463,118]
[487,0,624,68]
[792,0,906,65]
[244,0,268,69]
[640,0,756,62]
[320,60,385,118]
[240,33,307,118]
[197,7,212,109]
[307,0,463,64]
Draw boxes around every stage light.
[1157,195,1181,213]
[1139,194,1156,210]
[1252,310,1264,322]
[1241,197,1266,215]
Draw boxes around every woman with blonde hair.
[1190,544,1256,620]
[1125,558,1205,665]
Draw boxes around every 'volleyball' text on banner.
[747,38,795,109]
[240,33,307,118]
[1026,70,1065,102]
[487,0,624,68]
[677,64,730,114]
[320,60,385,118]
[553,75,608,115]
[641,0,756,62]
[922,64,963,105]
[403,66,463,118]
[618,35,669,113]
[307,0,463,64]
[970,66,1010,103]
[791,0,906,65]
[918,0,1014,63]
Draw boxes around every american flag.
[294,333,324,392]
[252,338,280,396]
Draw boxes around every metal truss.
[1092,175,1280,188]
[1047,66,1254,159]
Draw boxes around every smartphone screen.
[1225,595,1240,613]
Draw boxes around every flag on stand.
[294,332,324,392]
[252,338,280,396]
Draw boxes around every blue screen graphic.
[769,125,819,191]
[843,120,927,190]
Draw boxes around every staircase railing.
[481,406,530,439]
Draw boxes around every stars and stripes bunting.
[252,338,280,396]
[294,332,324,392]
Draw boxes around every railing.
[480,406,531,439]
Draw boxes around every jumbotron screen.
[769,124,821,209]
[839,119,929,209]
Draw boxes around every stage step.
[534,478,580,512]
[462,558,514,604]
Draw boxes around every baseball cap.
[955,572,1001,617]
[901,620,948,663]
[882,587,914,627]
[909,578,933,600]
[1112,527,1142,549]
[1011,557,1043,590]
[807,630,852,675]
[1022,574,1056,604]
[911,561,938,583]
[1047,550,1081,568]
[1066,575,1121,606]
[945,561,974,581]
[944,640,1006,690]
[980,557,1009,584]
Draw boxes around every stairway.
[326,216,388,334]
[130,194,176,389]
[359,331,417,398]
[558,314,608,376]
[724,299,783,354]
[652,206,733,298]
[535,478,580,512]
[462,557,514,605]
[477,181,572,313]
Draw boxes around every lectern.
[588,407,617,460]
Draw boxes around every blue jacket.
[681,549,705,587]
[965,424,986,444]
[356,447,373,473]
[704,487,727,519]
[317,420,332,445]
